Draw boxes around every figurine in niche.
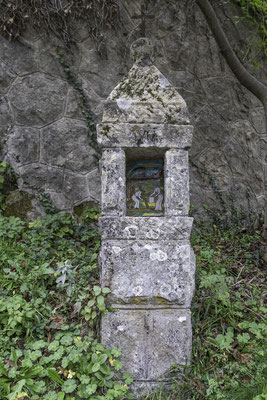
[132,190,143,209]
[126,159,164,216]
[150,187,163,211]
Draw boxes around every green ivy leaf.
[85,383,97,395]
[92,362,101,372]
[62,379,77,393]
[113,360,122,371]
[111,347,122,357]
[48,369,64,385]
[48,340,60,352]
[102,287,111,294]
[237,332,250,344]
[21,358,33,368]
[123,372,133,384]
[87,299,95,307]
[32,380,46,393]
[93,286,101,296]
[61,335,73,346]
[80,374,90,384]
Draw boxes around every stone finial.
[130,37,154,66]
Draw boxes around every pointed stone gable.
[102,63,190,125]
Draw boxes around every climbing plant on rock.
[56,47,100,161]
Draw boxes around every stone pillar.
[97,38,195,396]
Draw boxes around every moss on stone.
[3,190,34,220]
[74,200,99,217]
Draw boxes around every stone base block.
[100,241,195,307]
[129,380,173,397]
[101,309,191,381]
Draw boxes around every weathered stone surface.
[86,168,101,203]
[102,63,190,125]
[250,108,265,134]
[101,309,192,380]
[97,123,193,149]
[193,106,230,148]
[99,216,193,240]
[9,73,68,127]
[41,119,95,172]
[129,381,172,398]
[0,36,38,75]
[201,78,240,121]
[7,127,40,166]
[46,191,72,211]
[259,136,267,163]
[100,240,195,307]
[192,147,232,189]
[101,148,126,216]
[65,80,103,120]
[231,120,259,158]
[0,97,12,127]
[79,40,126,99]
[3,190,35,220]
[0,63,16,95]
[19,163,64,192]
[63,172,89,204]
[165,150,190,216]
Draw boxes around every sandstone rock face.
[0,0,265,220]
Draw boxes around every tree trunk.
[196,0,267,238]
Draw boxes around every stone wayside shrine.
[97,38,196,395]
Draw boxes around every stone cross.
[132,4,154,37]
[97,38,196,397]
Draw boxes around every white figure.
[132,190,142,209]
[150,187,163,211]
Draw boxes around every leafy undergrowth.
[0,209,132,400]
[0,209,266,400]
[144,227,267,400]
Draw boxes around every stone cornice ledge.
[99,216,193,240]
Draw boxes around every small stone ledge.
[99,216,193,240]
[97,123,193,149]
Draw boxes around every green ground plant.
[231,0,267,61]
[142,225,266,400]
[0,208,133,400]
[1,209,265,400]
[0,173,266,399]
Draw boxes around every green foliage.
[231,0,267,64]
[143,227,266,400]
[0,161,18,211]
[1,199,265,399]
[0,210,132,399]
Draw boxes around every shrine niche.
[126,159,164,216]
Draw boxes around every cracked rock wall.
[0,0,266,219]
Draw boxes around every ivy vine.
[56,47,100,161]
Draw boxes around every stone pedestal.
[97,38,195,396]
